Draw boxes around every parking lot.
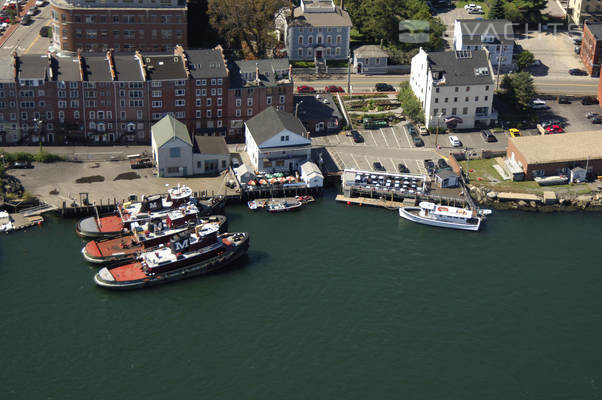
[0,0,52,57]
[313,122,511,174]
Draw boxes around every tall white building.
[410,48,497,130]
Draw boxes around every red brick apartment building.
[0,46,293,145]
[581,22,602,77]
[50,0,187,53]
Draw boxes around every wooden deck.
[335,195,411,209]
[9,213,44,231]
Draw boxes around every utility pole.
[346,57,351,95]
[495,55,503,90]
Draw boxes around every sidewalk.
[0,0,37,48]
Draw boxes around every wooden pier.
[8,213,44,231]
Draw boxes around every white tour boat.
[398,201,491,231]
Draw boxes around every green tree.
[398,81,424,123]
[488,0,506,19]
[517,50,535,71]
[502,72,536,110]
[207,0,287,58]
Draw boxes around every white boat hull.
[398,207,481,231]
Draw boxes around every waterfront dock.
[8,213,44,231]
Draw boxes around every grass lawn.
[459,158,592,195]
[350,28,367,44]
[454,0,489,15]
[290,61,315,68]
[326,59,349,68]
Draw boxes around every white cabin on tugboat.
[399,201,490,231]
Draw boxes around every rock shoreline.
[467,185,602,212]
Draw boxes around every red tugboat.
[81,214,227,264]
[75,185,225,239]
[94,225,250,290]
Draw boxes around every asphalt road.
[0,1,52,57]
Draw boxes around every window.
[211,79,216,85]
[235,109,241,117]
[247,98,253,107]
[206,110,212,118]
[217,120,222,128]
[465,97,469,102]
[152,81,162,87]
[435,88,439,93]
[217,98,222,106]
[466,86,470,92]
[484,96,488,101]
[280,95,285,104]
[74,111,80,119]
[308,36,313,44]
[201,89,207,96]
[175,111,185,118]
[202,79,207,86]
[218,88,222,96]
[336,35,342,44]
[217,79,222,85]
[335,47,341,56]
[211,88,216,96]
[175,99,185,106]
[169,147,181,158]
[298,48,303,57]
[152,90,162,98]
[267,96,272,105]
[175,89,185,96]
[434,98,439,103]
[281,135,289,141]
[453,97,457,102]
[195,110,201,118]
[206,98,212,106]
[444,98,448,103]
[195,99,201,107]
[89,111,95,120]
[217,109,222,117]
[462,107,468,114]
[247,109,253,116]
[298,36,303,45]
[451,108,457,115]
[455,87,459,92]
[433,108,438,115]
[485,85,490,91]
[475,96,479,101]
[152,101,163,108]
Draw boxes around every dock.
[8,213,44,231]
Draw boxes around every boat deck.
[109,263,147,281]
[85,236,139,258]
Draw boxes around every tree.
[488,0,506,19]
[398,81,424,123]
[517,50,535,71]
[207,0,287,58]
[502,72,536,110]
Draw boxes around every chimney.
[106,49,116,81]
[134,50,147,81]
[47,51,54,81]
[12,50,18,82]
[255,62,260,83]
[215,44,229,78]
[77,48,85,81]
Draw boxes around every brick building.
[50,0,187,54]
[506,131,602,180]
[226,58,294,140]
[581,22,602,77]
[0,47,293,145]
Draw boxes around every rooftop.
[152,114,192,148]
[426,50,493,86]
[54,56,82,82]
[354,45,388,59]
[585,22,602,40]
[49,0,186,9]
[0,57,14,81]
[294,94,342,121]
[229,58,290,88]
[144,55,187,81]
[16,55,49,81]
[457,19,514,45]
[194,135,229,155]
[510,131,602,165]
[290,5,352,27]
[112,55,144,81]
[185,48,228,79]
[245,107,308,146]
[81,56,112,82]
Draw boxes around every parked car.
[423,159,435,172]
[375,83,394,92]
[129,157,153,169]
[373,161,386,172]
[574,46,581,54]
[592,117,602,124]
[324,85,344,93]
[582,96,599,105]
[417,124,429,136]
[412,136,424,147]
[297,85,315,93]
[545,125,564,133]
[10,161,34,169]
[351,130,364,143]
[586,112,599,119]
[437,158,451,170]
[448,135,461,147]
[39,26,50,36]
[20,15,30,25]
[541,119,561,128]
[27,6,37,16]
[398,163,409,174]
[529,98,548,109]
[35,0,45,6]
[481,129,497,142]
[508,128,521,138]
[468,8,484,14]
[558,97,571,104]
[569,68,587,76]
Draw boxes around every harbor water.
[2,190,602,399]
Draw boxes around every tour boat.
[398,201,491,231]
[265,199,302,213]
[76,185,225,238]
[94,225,250,290]
[296,195,315,204]
[81,214,227,264]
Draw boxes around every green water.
[1,191,602,399]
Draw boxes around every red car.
[297,85,316,93]
[545,125,564,134]
[325,85,344,93]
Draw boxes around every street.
[0,0,52,56]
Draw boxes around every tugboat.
[76,185,225,239]
[94,224,250,290]
[398,201,491,231]
[81,214,227,264]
